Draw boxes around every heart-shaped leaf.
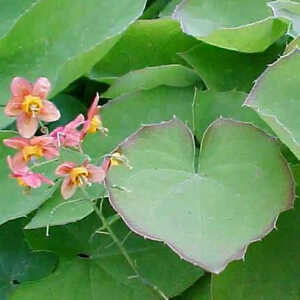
[245,49,300,160]
[0,219,57,300]
[106,118,294,273]
[173,0,289,52]
[12,212,203,299]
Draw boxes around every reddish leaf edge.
[105,117,295,274]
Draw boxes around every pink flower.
[50,114,84,148]
[5,77,61,138]
[3,135,58,168]
[81,93,108,140]
[55,160,108,199]
[7,156,54,188]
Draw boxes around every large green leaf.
[0,0,147,105]
[174,275,211,300]
[193,89,272,141]
[245,49,300,160]
[180,39,286,92]
[159,0,181,17]
[0,0,37,39]
[269,0,300,37]
[0,131,58,225]
[88,18,198,83]
[0,218,57,300]
[173,0,289,52]
[103,65,202,98]
[106,118,294,273]
[211,201,300,299]
[12,212,203,299]
[83,86,195,160]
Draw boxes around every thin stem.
[92,198,139,274]
[80,188,168,300]
[30,158,59,169]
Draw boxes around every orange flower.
[55,160,109,199]
[3,135,58,168]
[5,77,60,138]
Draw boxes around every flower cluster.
[3,77,112,199]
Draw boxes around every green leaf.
[88,18,198,83]
[0,108,13,129]
[141,0,171,19]
[211,201,300,299]
[193,89,272,141]
[245,49,300,160]
[0,0,147,105]
[0,218,57,300]
[284,35,300,54]
[0,0,37,39]
[12,213,204,299]
[0,131,58,225]
[103,65,202,98]
[174,275,212,300]
[106,118,294,273]
[269,0,300,37]
[180,39,286,92]
[24,187,99,230]
[83,86,195,160]
[173,0,289,52]
[48,94,87,131]
[159,0,181,17]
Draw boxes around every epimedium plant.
[0,0,300,299]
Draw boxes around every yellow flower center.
[70,167,89,186]
[17,177,28,187]
[87,116,102,133]
[110,152,123,167]
[22,145,43,162]
[22,95,43,117]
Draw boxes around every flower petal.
[32,77,51,99]
[61,177,77,199]
[16,113,39,138]
[7,155,29,175]
[65,114,85,130]
[87,93,100,120]
[87,164,106,183]
[5,98,23,116]
[55,162,77,176]
[23,173,42,188]
[10,77,32,98]
[12,152,27,169]
[39,100,61,122]
[43,145,59,160]
[3,137,29,150]
[37,174,54,186]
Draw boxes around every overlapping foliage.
[0,0,299,299]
